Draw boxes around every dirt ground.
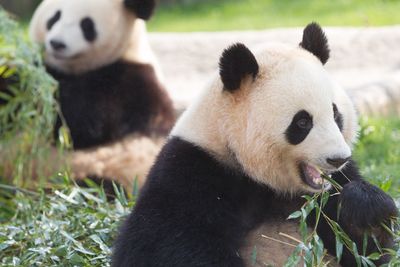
[149,26,400,116]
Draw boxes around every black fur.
[285,110,313,145]
[46,10,61,30]
[333,103,344,131]
[219,43,259,92]
[340,180,397,229]
[48,61,175,149]
[300,22,330,64]
[124,0,155,20]
[80,17,97,42]
[112,137,303,267]
[112,138,397,267]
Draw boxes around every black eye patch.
[285,110,313,145]
[46,10,61,30]
[333,103,343,131]
[80,17,97,42]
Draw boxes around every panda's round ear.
[300,22,330,64]
[219,43,259,92]
[124,0,155,20]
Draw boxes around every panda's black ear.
[219,43,259,92]
[300,22,330,64]
[124,0,155,20]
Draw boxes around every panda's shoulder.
[139,138,233,202]
[105,60,159,83]
[144,137,224,188]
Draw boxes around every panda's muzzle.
[299,163,331,190]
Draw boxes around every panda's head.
[29,0,155,74]
[172,23,358,195]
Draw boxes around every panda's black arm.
[308,159,398,266]
[112,194,247,267]
[113,221,245,267]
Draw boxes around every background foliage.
[2,0,400,31]
[149,0,400,31]
[0,8,61,187]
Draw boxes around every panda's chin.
[299,163,331,191]
[49,51,83,61]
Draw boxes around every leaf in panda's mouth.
[300,163,331,190]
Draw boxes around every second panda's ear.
[219,43,259,92]
[124,0,155,20]
[300,22,330,64]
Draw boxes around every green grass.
[355,117,400,198]
[0,181,133,266]
[148,0,400,32]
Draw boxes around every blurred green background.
[1,0,400,31]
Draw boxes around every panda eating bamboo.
[112,23,398,266]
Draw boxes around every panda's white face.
[229,46,353,194]
[172,24,358,195]
[30,0,138,74]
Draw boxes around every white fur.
[70,135,165,191]
[172,43,358,195]
[29,0,160,76]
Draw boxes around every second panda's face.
[44,5,98,62]
[216,24,358,194]
[29,0,155,74]
[41,0,135,73]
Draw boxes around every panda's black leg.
[308,159,398,266]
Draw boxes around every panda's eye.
[80,17,97,42]
[333,103,338,118]
[47,10,61,30]
[297,118,311,129]
[285,110,313,145]
[332,103,343,131]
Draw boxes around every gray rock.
[149,26,400,116]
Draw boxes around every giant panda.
[28,0,175,191]
[112,23,398,266]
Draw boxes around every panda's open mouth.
[299,163,331,190]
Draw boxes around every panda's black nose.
[327,157,350,168]
[50,39,66,51]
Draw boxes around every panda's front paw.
[339,180,398,230]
